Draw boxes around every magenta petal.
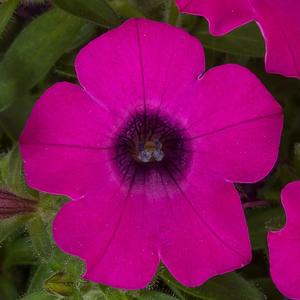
[268,181,300,300]
[75,18,205,112]
[175,0,254,35]
[53,189,159,289]
[159,174,251,286]
[251,0,300,79]
[20,82,114,199]
[176,0,300,78]
[187,64,283,183]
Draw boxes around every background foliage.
[0,0,299,299]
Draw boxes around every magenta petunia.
[268,181,300,300]
[176,0,300,79]
[20,19,283,289]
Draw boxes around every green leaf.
[20,291,57,300]
[109,0,145,18]
[0,0,19,38]
[195,21,265,57]
[49,249,84,279]
[27,263,54,295]
[162,271,266,300]
[137,291,178,300]
[0,275,18,300]
[0,92,36,140]
[82,289,130,300]
[27,216,53,259]
[0,8,84,111]
[67,22,98,52]
[0,146,36,197]
[246,206,285,250]
[52,0,119,27]
[252,278,283,300]
[82,290,106,300]
[2,237,36,268]
[0,215,30,244]
[128,0,165,19]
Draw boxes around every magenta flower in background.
[176,0,300,79]
[20,18,283,289]
[268,181,300,300]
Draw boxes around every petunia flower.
[176,0,300,79]
[20,18,283,289]
[268,181,300,300]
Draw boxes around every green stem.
[164,0,179,26]
[27,215,52,259]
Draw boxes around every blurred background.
[0,0,299,299]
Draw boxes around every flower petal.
[186,64,283,183]
[53,188,159,289]
[251,0,300,79]
[268,181,300,300]
[75,18,204,114]
[20,82,115,198]
[159,174,251,286]
[175,0,254,35]
[176,0,300,79]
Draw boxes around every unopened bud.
[44,272,74,297]
[0,189,36,219]
[16,1,52,20]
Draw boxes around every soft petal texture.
[176,0,300,79]
[20,82,116,199]
[175,0,254,35]
[53,187,160,289]
[53,172,251,289]
[75,18,205,115]
[252,0,300,78]
[268,181,300,300]
[159,174,251,286]
[165,64,283,183]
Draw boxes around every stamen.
[138,150,153,162]
[153,149,164,161]
[137,140,165,163]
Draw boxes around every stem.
[27,215,52,259]
[164,0,179,26]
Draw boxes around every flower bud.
[0,189,36,219]
[16,1,51,20]
[44,272,74,297]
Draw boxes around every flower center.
[137,140,164,163]
[112,110,191,186]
